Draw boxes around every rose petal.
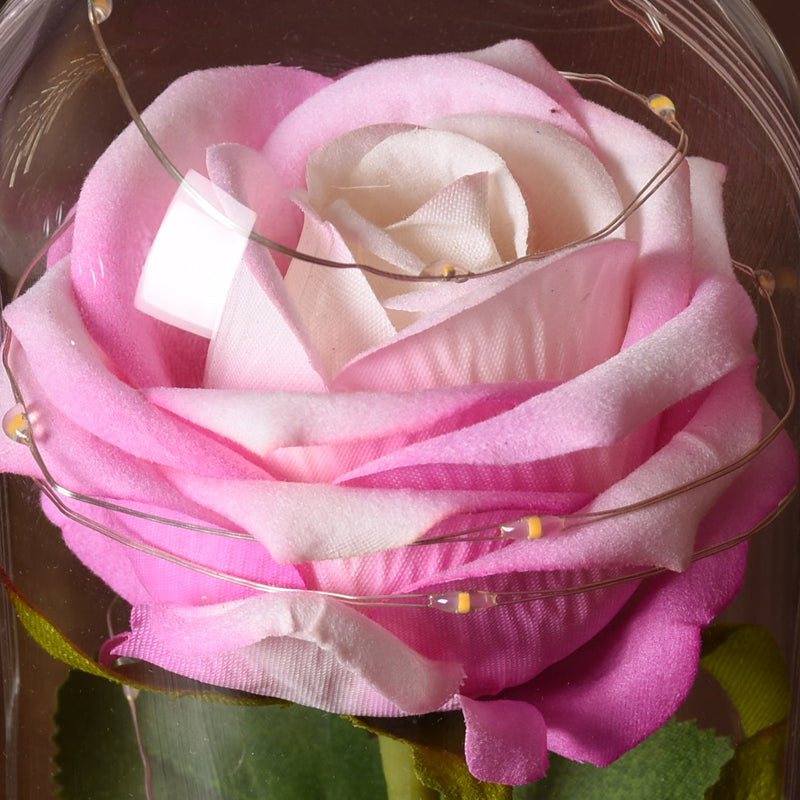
[686,157,731,275]
[56,497,303,606]
[264,53,591,192]
[5,263,265,477]
[205,252,328,391]
[461,696,549,785]
[340,269,755,467]
[502,431,796,768]
[579,101,696,344]
[431,114,624,252]
[283,212,397,377]
[386,173,505,270]
[69,66,332,388]
[463,40,587,124]
[335,126,528,265]
[145,382,547,456]
[159,473,567,563]
[524,545,746,766]
[113,593,463,715]
[206,143,302,274]
[336,240,639,391]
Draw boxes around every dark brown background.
[755,0,800,70]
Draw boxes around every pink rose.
[1,40,795,784]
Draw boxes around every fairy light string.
[0,0,795,614]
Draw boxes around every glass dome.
[0,1,798,797]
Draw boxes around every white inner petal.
[308,126,529,268]
[283,209,396,379]
[431,114,624,251]
[386,172,502,272]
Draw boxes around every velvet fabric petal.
[69,66,332,389]
[264,52,591,193]
[461,696,549,785]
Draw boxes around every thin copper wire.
[0,0,794,611]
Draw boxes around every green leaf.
[0,564,116,681]
[701,624,791,737]
[354,713,510,800]
[412,743,512,800]
[54,671,147,800]
[55,670,388,800]
[704,722,787,800]
[378,737,440,800]
[701,623,791,800]
[514,719,733,800]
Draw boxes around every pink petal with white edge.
[55,495,302,607]
[264,53,590,192]
[69,66,331,389]
[145,382,544,457]
[461,696,549,785]
[161,473,535,563]
[113,593,463,716]
[337,240,639,392]
[463,40,587,125]
[686,157,731,275]
[580,100,696,345]
[394,365,764,579]
[4,264,265,478]
[341,269,755,471]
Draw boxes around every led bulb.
[421,260,468,281]
[2,403,31,444]
[89,0,113,23]
[755,269,776,297]
[648,94,676,122]
[429,590,498,613]
[499,515,562,540]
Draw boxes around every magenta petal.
[461,696,549,785]
[525,546,745,765]
[507,431,796,765]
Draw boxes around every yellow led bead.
[421,260,468,281]
[500,515,555,540]
[429,591,497,613]
[648,94,676,122]
[2,403,31,444]
[527,516,543,539]
[755,269,776,297]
